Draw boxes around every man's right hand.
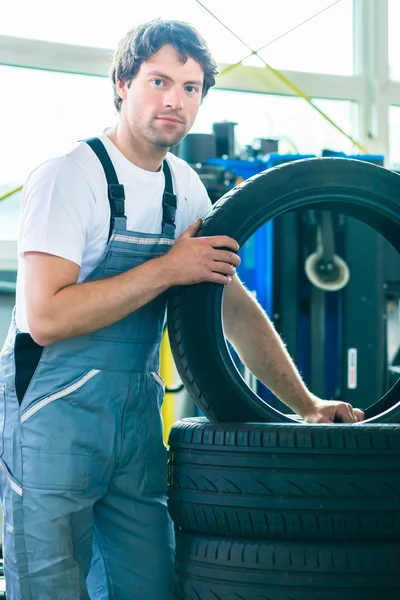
[161,218,241,286]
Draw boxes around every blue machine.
[321,149,384,165]
[321,150,385,399]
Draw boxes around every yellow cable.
[252,62,368,154]
[160,327,175,445]
[0,185,22,202]
[251,1,342,57]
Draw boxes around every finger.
[208,272,232,285]
[333,404,350,423]
[181,218,202,238]
[353,408,365,422]
[211,249,241,267]
[205,235,240,252]
[336,403,356,423]
[348,408,357,423]
[344,402,356,423]
[343,403,356,423]
[210,261,236,276]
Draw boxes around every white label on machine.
[347,348,357,389]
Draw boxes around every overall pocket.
[20,368,105,491]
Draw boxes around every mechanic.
[0,17,365,600]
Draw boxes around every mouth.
[156,116,184,124]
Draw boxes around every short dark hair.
[110,18,219,112]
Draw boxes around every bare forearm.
[26,220,242,346]
[223,279,314,416]
[29,256,170,345]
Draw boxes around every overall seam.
[115,372,132,471]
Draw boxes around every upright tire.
[167,158,400,424]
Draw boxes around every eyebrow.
[147,70,203,87]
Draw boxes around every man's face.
[117,44,204,149]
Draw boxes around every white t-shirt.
[16,133,212,334]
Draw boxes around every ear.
[115,79,128,102]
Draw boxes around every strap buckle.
[108,184,125,217]
[163,191,177,226]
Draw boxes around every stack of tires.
[166,158,400,599]
[168,418,400,599]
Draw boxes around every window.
[193,89,358,156]
[1,0,353,74]
[0,65,116,187]
[0,65,116,240]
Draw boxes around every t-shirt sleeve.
[18,156,95,267]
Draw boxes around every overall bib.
[0,138,176,599]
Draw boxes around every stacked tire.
[167,418,400,599]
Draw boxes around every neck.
[106,123,167,172]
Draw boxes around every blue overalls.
[0,137,176,599]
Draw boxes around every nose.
[163,86,184,111]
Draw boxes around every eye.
[185,85,198,94]
[152,79,165,87]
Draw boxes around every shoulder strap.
[84,137,126,238]
[162,160,177,237]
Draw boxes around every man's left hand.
[302,397,365,424]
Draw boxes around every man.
[0,18,364,600]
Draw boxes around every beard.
[146,120,188,149]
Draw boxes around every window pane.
[0,65,116,240]
[1,0,353,74]
[193,89,357,156]
[389,0,400,80]
[389,105,400,168]
[256,0,353,75]
[0,66,116,184]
